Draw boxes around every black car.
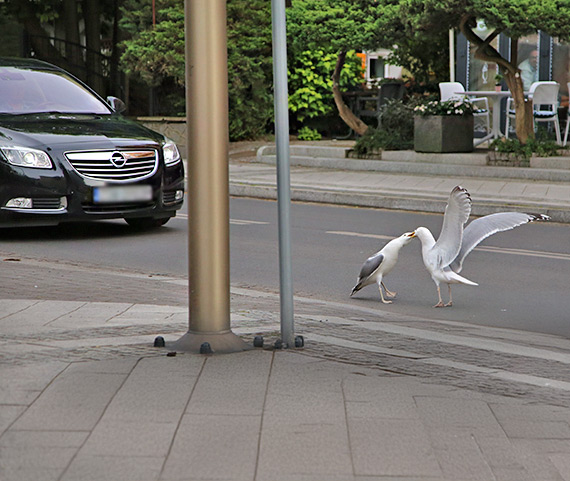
[0,57,184,229]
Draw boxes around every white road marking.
[174,213,268,226]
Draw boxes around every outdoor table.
[460,90,512,146]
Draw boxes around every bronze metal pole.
[171,0,249,353]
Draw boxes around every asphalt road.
[0,197,568,338]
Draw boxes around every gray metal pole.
[171,0,249,353]
[271,0,295,347]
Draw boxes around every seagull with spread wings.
[414,186,550,307]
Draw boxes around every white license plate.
[93,185,153,204]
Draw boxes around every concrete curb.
[256,145,570,182]
[229,182,570,223]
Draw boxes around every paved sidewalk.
[2,258,570,481]
[228,142,570,223]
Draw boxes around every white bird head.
[400,231,416,245]
[413,227,430,240]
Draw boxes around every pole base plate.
[169,330,251,354]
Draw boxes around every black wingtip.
[528,213,551,222]
[452,185,471,203]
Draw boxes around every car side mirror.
[106,96,127,113]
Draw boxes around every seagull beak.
[407,231,416,238]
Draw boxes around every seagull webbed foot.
[433,301,445,308]
[378,286,393,304]
[381,282,397,298]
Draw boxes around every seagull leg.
[381,282,397,298]
[444,285,453,307]
[378,283,392,304]
[433,285,445,308]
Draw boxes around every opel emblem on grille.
[110,151,127,168]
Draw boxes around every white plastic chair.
[562,82,570,147]
[505,81,562,144]
[439,82,490,136]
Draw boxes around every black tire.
[125,217,171,229]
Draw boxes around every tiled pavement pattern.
[1,257,570,480]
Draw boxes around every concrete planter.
[414,114,474,153]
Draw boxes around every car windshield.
[0,67,112,115]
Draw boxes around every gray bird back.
[359,253,384,280]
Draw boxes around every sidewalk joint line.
[56,357,141,481]
[159,356,207,479]
[253,350,275,481]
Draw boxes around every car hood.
[0,114,165,150]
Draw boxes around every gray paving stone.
[47,302,134,328]
[348,418,441,477]
[0,299,39,318]
[0,405,26,436]
[161,413,260,481]
[257,422,354,479]
[414,396,506,437]
[510,438,570,480]
[426,430,495,480]
[474,435,528,471]
[186,350,271,416]
[490,467,535,481]
[63,454,163,481]
[549,453,570,481]
[65,358,138,374]
[0,445,77,481]
[343,375,426,420]
[12,371,127,431]
[490,403,570,422]
[80,420,178,457]
[0,300,86,332]
[499,420,570,439]
[0,430,88,448]
[100,357,200,423]
[0,362,68,405]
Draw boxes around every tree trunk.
[504,71,534,143]
[459,15,535,144]
[110,0,122,97]
[332,51,369,136]
[83,0,104,95]
[18,1,71,70]
[63,0,82,69]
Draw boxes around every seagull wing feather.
[450,212,549,273]
[358,252,385,281]
[431,186,472,268]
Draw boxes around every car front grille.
[65,150,158,182]
[82,202,155,214]
[32,198,64,209]
[162,191,177,204]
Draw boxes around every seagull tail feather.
[350,282,363,296]
[448,271,478,286]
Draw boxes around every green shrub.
[288,49,364,124]
[297,126,322,141]
[491,136,562,160]
[353,99,414,155]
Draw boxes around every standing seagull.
[351,232,416,303]
[414,186,550,307]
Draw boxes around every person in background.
[518,49,538,91]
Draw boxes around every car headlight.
[163,139,181,166]
[0,146,53,169]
